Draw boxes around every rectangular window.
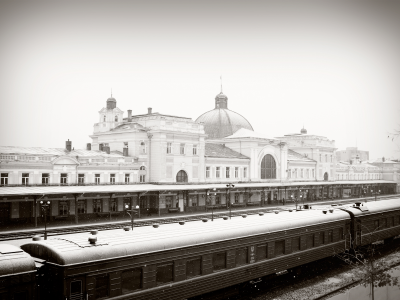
[125,173,130,183]
[78,174,84,184]
[60,173,68,184]
[95,174,100,184]
[236,248,247,266]
[95,274,109,300]
[193,144,197,155]
[292,237,300,252]
[325,154,328,162]
[0,173,8,185]
[186,258,201,278]
[306,234,314,248]
[226,167,230,178]
[165,196,172,208]
[167,142,172,154]
[215,195,221,204]
[59,201,68,216]
[41,173,49,184]
[275,240,285,256]
[319,154,322,162]
[110,199,117,212]
[156,263,173,285]
[77,200,86,214]
[110,174,115,184]
[339,228,344,240]
[140,175,145,182]
[328,230,333,243]
[243,167,247,178]
[374,220,379,230]
[256,244,267,261]
[235,167,238,178]
[180,143,185,155]
[312,169,315,178]
[381,218,387,229]
[319,232,325,245]
[234,193,239,203]
[206,167,210,178]
[287,169,291,178]
[190,195,198,207]
[93,199,102,213]
[216,167,220,178]
[22,173,29,185]
[121,268,142,294]
[213,252,226,271]
[300,169,303,178]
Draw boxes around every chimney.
[66,139,72,152]
[86,143,91,150]
[99,143,104,151]
[383,156,385,162]
[148,107,152,114]
[103,146,110,154]
[123,147,128,156]
[128,110,132,122]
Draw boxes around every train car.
[0,244,37,300]
[21,209,350,300]
[341,198,400,248]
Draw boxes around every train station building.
[0,91,398,226]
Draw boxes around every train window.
[319,232,325,245]
[122,268,142,294]
[391,217,395,227]
[339,228,344,240]
[95,274,109,300]
[186,258,201,278]
[71,280,82,298]
[381,219,387,229]
[213,252,226,271]
[156,263,173,285]
[256,244,267,261]
[292,237,300,252]
[374,220,379,230]
[236,248,247,266]
[328,230,333,243]
[275,240,285,256]
[306,234,314,248]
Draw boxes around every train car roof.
[21,209,350,266]
[0,244,36,277]
[343,198,400,216]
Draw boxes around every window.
[60,173,68,184]
[180,143,185,155]
[216,167,220,178]
[42,173,50,184]
[176,170,188,183]
[93,199,102,213]
[140,175,145,182]
[275,240,285,256]
[77,200,86,214]
[167,142,172,154]
[319,154,322,162]
[140,166,145,170]
[186,258,201,278]
[115,115,118,122]
[381,218,387,229]
[213,252,226,271]
[234,193,239,203]
[95,174,100,184]
[226,167,230,178]
[215,195,221,204]
[292,237,300,252]
[78,174,84,184]
[306,234,314,249]
[312,169,315,178]
[95,274,109,300]
[287,169,291,179]
[110,174,116,184]
[59,201,68,216]
[374,220,379,230]
[257,244,267,261]
[206,167,210,178]
[193,144,197,155]
[0,173,8,185]
[236,248,247,266]
[300,169,303,178]
[125,173,130,183]
[328,230,333,243]
[165,196,172,208]
[339,228,344,240]
[260,154,276,179]
[243,167,247,178]
[306,169,309,178]
[325,154,328,162]
[22,173,29,185]
[140,142,146,154]
[121,268,142,294]
[156,263,173,285]
[235,167,238,178]
[319,232,325,245]
[110,199,117,212]
[103,115,106,122]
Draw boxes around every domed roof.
[107,97,116,102]
[195,92,253,139]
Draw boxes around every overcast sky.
[0,0,399,160]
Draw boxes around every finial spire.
[220,76,222,93]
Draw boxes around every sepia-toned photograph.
[0,1,399,299]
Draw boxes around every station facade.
[0,92,398,225]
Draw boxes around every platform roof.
[21,208,351,266]
[0,180,394,197]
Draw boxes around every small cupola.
[106,92,116,110]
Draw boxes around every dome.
[195,92,253,139]
[106,96,117,109]
[107,97,116,102]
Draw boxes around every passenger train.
[1,198,400,300]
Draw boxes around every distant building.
[336,147,369,163]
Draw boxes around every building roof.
[287,149,316,162]
[21,209,350,265]
[0,146,127,158]
[224,128,276,140]
[205,143,249,159]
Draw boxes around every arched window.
[324,172,328,181]
[115,115,118,122]
[103,115,106,122]
[140,166,146,170]
[261,154,276,179]
[176,170,188,182]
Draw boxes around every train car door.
[0,202,10,224]
[68,276,86,300]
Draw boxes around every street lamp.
[125,204,140,231]
[39,200,51,240]
[371,188,381,202]
[226,184,235,220]
[207,188,217,221]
